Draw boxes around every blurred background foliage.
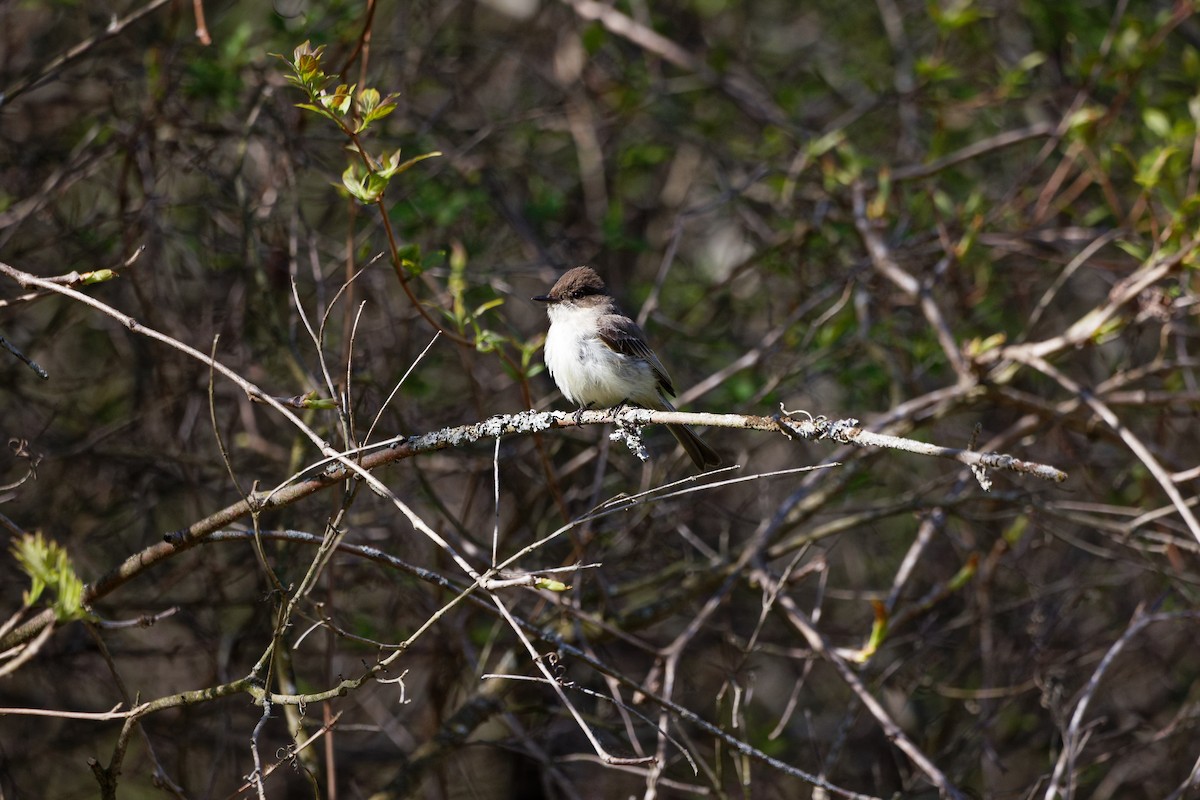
[2,0,1200,798]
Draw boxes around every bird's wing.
[597,313,676,397]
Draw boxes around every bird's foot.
[573,404,591,427]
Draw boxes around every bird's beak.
[532,294,554,303]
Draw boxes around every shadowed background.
[2,1,1199,798]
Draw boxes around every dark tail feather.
[667,424,721,470]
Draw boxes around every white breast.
[544,305,660,408]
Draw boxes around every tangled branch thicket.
[2,2,1199,798]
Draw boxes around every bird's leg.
[611,398,630,419]
[574,402,593,427]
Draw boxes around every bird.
[532,266,721,470]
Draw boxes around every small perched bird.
[533,266,721,470]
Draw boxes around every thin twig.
[1043,609,1200,800]
[0,331,48,379]
[0,0,174,107]
[757,566,967,800]
[1012,352,1200,547]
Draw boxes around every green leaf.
[947,554,979,590]
[376,148,405,179]
[915,55,961,82]
[446,241,468,324]
[80,269,117,285]
[342,164,386,203]
[930,0,987,31]
[364,98,399,125]
[353,88,399,133]
[298,390,339,410]
[389,151,443,177]
[1067,105,1105,130]
[397,243,421,265]
[964,333,1006,357]
[475,329,504,353]
[1114,239,1148,261]
[806,129,845,159]
[1134,145,1179,189]
[292,40,325,68]
[1003,515,1032,546]
[358,87,381,115]
[1016,51,1047,72]
[11,532,89,623]
[1143,108,1172,139]
[321,84,355,116]
[473,298,505,317]
[296,102,332,118]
